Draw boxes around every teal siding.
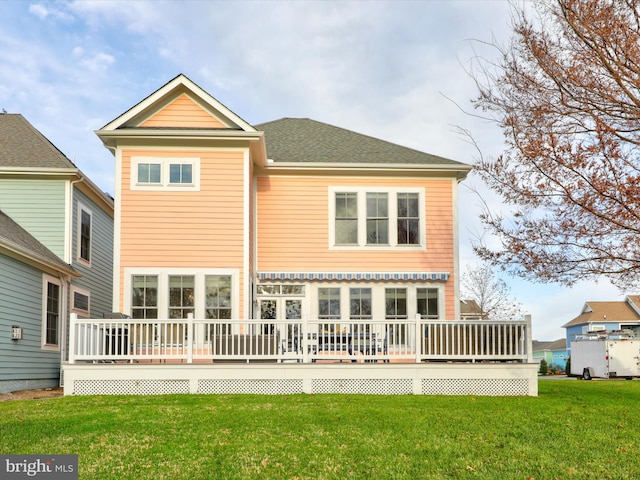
[0,255,60,382]
[71,189,114,318]
[0,179,66,259]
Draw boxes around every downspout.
[58,272,71,383]
[61,174,84,382]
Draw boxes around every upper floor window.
[329,187,425,249]
[335,193,358,245]
[77,204,92,264]
[366,193,388,245]
[397,193,420,245]
[131,157,200,191]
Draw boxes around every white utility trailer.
[570,330,640,380]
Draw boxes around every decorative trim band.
[258,271,450,282]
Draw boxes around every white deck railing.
[68,314,532,364]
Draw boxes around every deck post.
[415,314,422,363]
[302,318,309,364]
[524,314,533,363]
[68,313,77,364]
[187,313,194,364]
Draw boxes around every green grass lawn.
[1,380,638,479]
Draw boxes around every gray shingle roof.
[0,113,76,169]
[0,210,76,275]
[255,117,468,166]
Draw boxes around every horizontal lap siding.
[119,149,246,315]
[140,94,226,128]
[0,256,60,381]
[71,190,114,319]
[0,179,66,260]
[257,176,457,319]
[256,177,455,271]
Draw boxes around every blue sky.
[0,0,627,339]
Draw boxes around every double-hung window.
[131,275,158,319]
[397,192,420,245]
[335,193,358,245]
[417,288,439,319]
[169,275,195,319]
[330,187,425,248]
[77,204,92,264]
[366,193,388,245]
[42,275,62,349]
[132,157,200,191]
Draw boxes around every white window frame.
[76,202,92,266]
[70,285,91,317]
[328,187,426,250]
[123,268,238,319]
[309,283,444,321]
[42,274,63,351]
[131,157,200,191]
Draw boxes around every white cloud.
[80,52,116,72]
[28,3,49,19]
[2,0,628,338]
[28,2,75,22]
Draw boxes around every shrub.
[539,359,548,375]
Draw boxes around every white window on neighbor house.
[42,274,63,350]
[329,187,425,249]
[131,157,200,191]
[77,203,92,265]
[71,286,90,317]
[583,324,605,333]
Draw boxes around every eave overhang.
[0,241,79,278]
[256,161,472,180]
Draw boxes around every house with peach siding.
[96,74,467,325]
[63,74,537,396]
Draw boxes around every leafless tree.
[470,0,640,288]
[461,264,524,321]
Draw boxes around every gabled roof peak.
[100,73,256,132]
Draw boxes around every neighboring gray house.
[0,113,114,392]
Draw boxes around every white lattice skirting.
[63,363,538,396]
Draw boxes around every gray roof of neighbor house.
[0,210,78,276]
[532,339,567,352]
[0,113,76,169]
[256,118,470,168]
